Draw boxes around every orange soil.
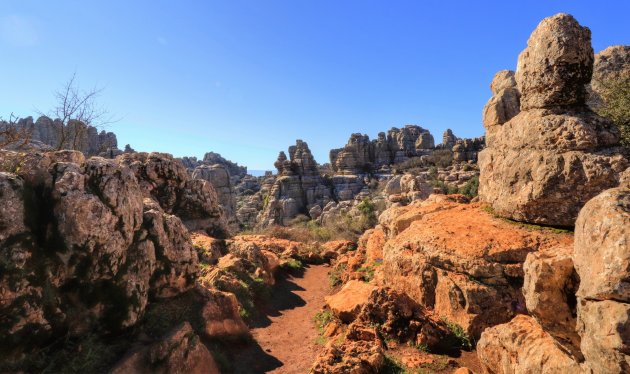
[230,265,331,374]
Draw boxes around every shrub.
[595,77,630,148]
[442,317,473,350]
[429,149,453,168]
[459,175,479,198]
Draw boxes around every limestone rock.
[574,186,630,301]
[522,246,581,358]
[325,280,377,323]
[477,315,581,374]
[0,150,223,357]
[516,13,594,110]
[482,70,521,146]
[192,164,237,221]
[260,140,331,226]
[196,286,249,340]
[479,13,628,226]
[111,322,220,374]
[589,45,630,110]
[577,299,630,374]
[379,197,572,338]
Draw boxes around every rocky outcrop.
[330,126,438,175]
[192,164,237,222]
[117,152,228,236]
[477,315,582,374]
[325,280,377,323]
[0,150,226,360]
[573,176,630,374]
[259,140,332,226]
[4,115,121,156]
[522,245,581,358]
[482,70,521,146]
[111,322,220,374]
[180,151,247,178]
[479,13,628,226]
[377,195,572,339]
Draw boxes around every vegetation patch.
[441,317,473,350]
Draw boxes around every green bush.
[459,175,479,198]
[595,78,630,148]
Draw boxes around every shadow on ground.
[225,266,312,373]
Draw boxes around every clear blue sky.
[1,1,628,170]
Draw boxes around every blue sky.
[1,1,628,170]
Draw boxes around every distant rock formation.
[478,13,628,226]
[181,151,247,178]
[259,140,333,226]
[5,115,121,156]
[192,164,237,221]
[329,125,436,175]
[330,125,483,175]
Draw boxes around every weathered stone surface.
[482,70,521,147]
[477,315,581,374]
[516,13,594,110]
[479,13,628,226]
[523,246,581,358]
[578,299,630,374]
[118,152,228,236]
[325,280,377,323]
[0,150,223,357]
[111,322,220,374]
[192,164,236,221]
[573,180,630,374]
[356,287,451,349]
[6,115,120,156]
[379,196,572,338]
[311,323,384,374]
[589,45,630,110]
[196,286,249,340]
[574,186,630,301]
[260,140,332,226]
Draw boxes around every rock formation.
[181,151,247,179]
[3,115,121,156]
[192,164,237,223]
[258,140,333,226]
[330,125,436,175]
[377,194,572,338]
[482,70,521,146]
[0,150,225,361]
[479,13,628,226]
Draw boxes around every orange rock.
[380,198,572,338]
[325,280,376,323]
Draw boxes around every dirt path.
[230,264,331,374]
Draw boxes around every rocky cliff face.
[478,13,628,227]
[0,150,226,360]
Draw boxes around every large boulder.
[516,13,593,110]
[573,176,630,373]
[111,322,220,374]
[522,246,581,358]
[477,315,581,374]
[479,13,627,226]
[325,280,377,323]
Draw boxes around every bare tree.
[0,113,32,149]
[41,73,116,151]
